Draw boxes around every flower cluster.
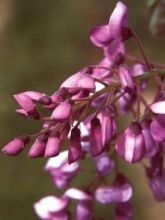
[2,1,165,219]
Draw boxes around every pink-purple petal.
[90,25,111,47]
[95,183,132,204]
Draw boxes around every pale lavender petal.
[45,151,68,170]
[132,63,145,77]
[45,151,79,175]
[95,183,132,204]
[34,195,69,219]
[90,25,111,47]
[64,188,92,201]
[150,101,165,114]
[94,153,114,176]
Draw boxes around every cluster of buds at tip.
[2,1,165,219]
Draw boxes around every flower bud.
[68,127,81,164]
[100,107,116,146]
[51,101,72,121]
[14,93,40,119]
[95,181,132,204]
[45,131,60,157]
[89,117,104,157]
[2,136,29,156]
[119,65,134,90]
[28,139,46,158]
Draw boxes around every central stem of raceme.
[74,69,165,103]
[29,69,165,138]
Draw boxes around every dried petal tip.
[2,136,29,156]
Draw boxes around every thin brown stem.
[132,31,152,71]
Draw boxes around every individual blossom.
[94,152,114,176]
[28,134,48,158]
[115,121,146,163]
[119,65,134,90]
[64,188,92,220]
[89,117,104,157]
[90,1,130,47]
[45,131,60,157]
[34,195,69,220]
[95,173,133,204]
[51,101,72,121]
[45,151,80,189]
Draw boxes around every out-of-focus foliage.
[148,0,165,35]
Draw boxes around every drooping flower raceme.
[2,1,165,219]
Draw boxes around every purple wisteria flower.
[2,1,165,219]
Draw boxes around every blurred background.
[0,0,164,219]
